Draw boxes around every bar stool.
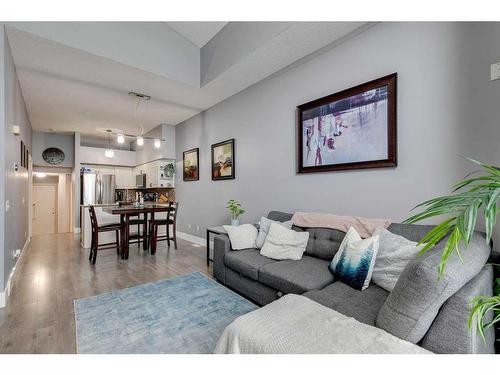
[149,202,179,253]
[88,205,123,265]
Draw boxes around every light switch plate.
[491,62,500,81]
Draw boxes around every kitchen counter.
[80,203,118,208]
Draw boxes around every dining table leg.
[120,214,125,259]
[150,212,156,255]
[123,213,130,259]
[142,213,148,250]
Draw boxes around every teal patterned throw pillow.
[329,227,380,291]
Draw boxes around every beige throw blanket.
[214,294,430,354]
[292,211,391,238]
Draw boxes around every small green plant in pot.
[227,199,245,226]
[405,158,500,338]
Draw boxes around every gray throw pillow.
[256,216,293,249]
[375,231,490,343]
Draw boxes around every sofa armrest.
[213,234,232,283]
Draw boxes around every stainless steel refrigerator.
[82,173,116,205]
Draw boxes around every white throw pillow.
[260,222,309,260]
[223,224,258,250]
[371,227,424,292]
[255,216,293,249]
[329,227,380,291]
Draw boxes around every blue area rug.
[74,272,256,353]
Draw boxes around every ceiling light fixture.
[34,172,46,178]
[154,139,161,149]
[136,136,144,146]
[117,134,125,144]
[105,130,114,158]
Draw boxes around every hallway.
[0,233,210,353]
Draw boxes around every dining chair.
[88,205,123,265]
[149,202,179,253]
[127,213,149,249]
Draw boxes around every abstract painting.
[297,73,397,173]
[211,139,235,180]
[183,148,199,181]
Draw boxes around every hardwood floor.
[0,233,211,354]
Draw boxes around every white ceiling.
[165,22,228,47]
[6,22,367,138]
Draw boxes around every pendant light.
[130,92,150,147]
[105,130,114,158]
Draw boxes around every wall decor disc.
[42,147,65,164]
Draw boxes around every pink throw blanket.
[291,212,391,238]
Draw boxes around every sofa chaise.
[213,211,496,354]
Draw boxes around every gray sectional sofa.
[213,211,496,354]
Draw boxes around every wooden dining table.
[103,204,174,259]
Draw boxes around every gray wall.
[32,131,74,167]
[175,22,498,244]
[3,27,32,288]
[0,25,6,290]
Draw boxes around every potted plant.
[227,199,245,226]
[405,158,499,338]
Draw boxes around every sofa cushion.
[300,227,346,260]
[267,211,293,222]
[376,227,490,344]
[225,248,277,281]
[267,211,347,260]
[259,255,334,294]
[303,282,389,325]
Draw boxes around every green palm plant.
[404,158,500,338]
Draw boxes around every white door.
[33,184,57,236]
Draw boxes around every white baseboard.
[0,237,30,308]
[73,227,81,234]
[176,231,206,247]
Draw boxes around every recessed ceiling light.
[34,172,46,178]
[117,134,125,144]
[154,139,161,148]
[136,136,144,146]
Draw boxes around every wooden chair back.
[168,201,179,223]
[89,205,98,234]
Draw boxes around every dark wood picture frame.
[211,139,235,181]
[21,141,25,168]
[296,73,397,173]
[183,147,200,181]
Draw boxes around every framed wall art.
[183,148,199,181]
[297,73,397,173]
[211,139,235,180]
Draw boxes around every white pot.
[231,219,240,226]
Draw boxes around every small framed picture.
[183,148,199,181]
[211,139,235,180]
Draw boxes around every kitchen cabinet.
[135,159,175,188]
[81,159,175,189]
[115,167,132,189]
